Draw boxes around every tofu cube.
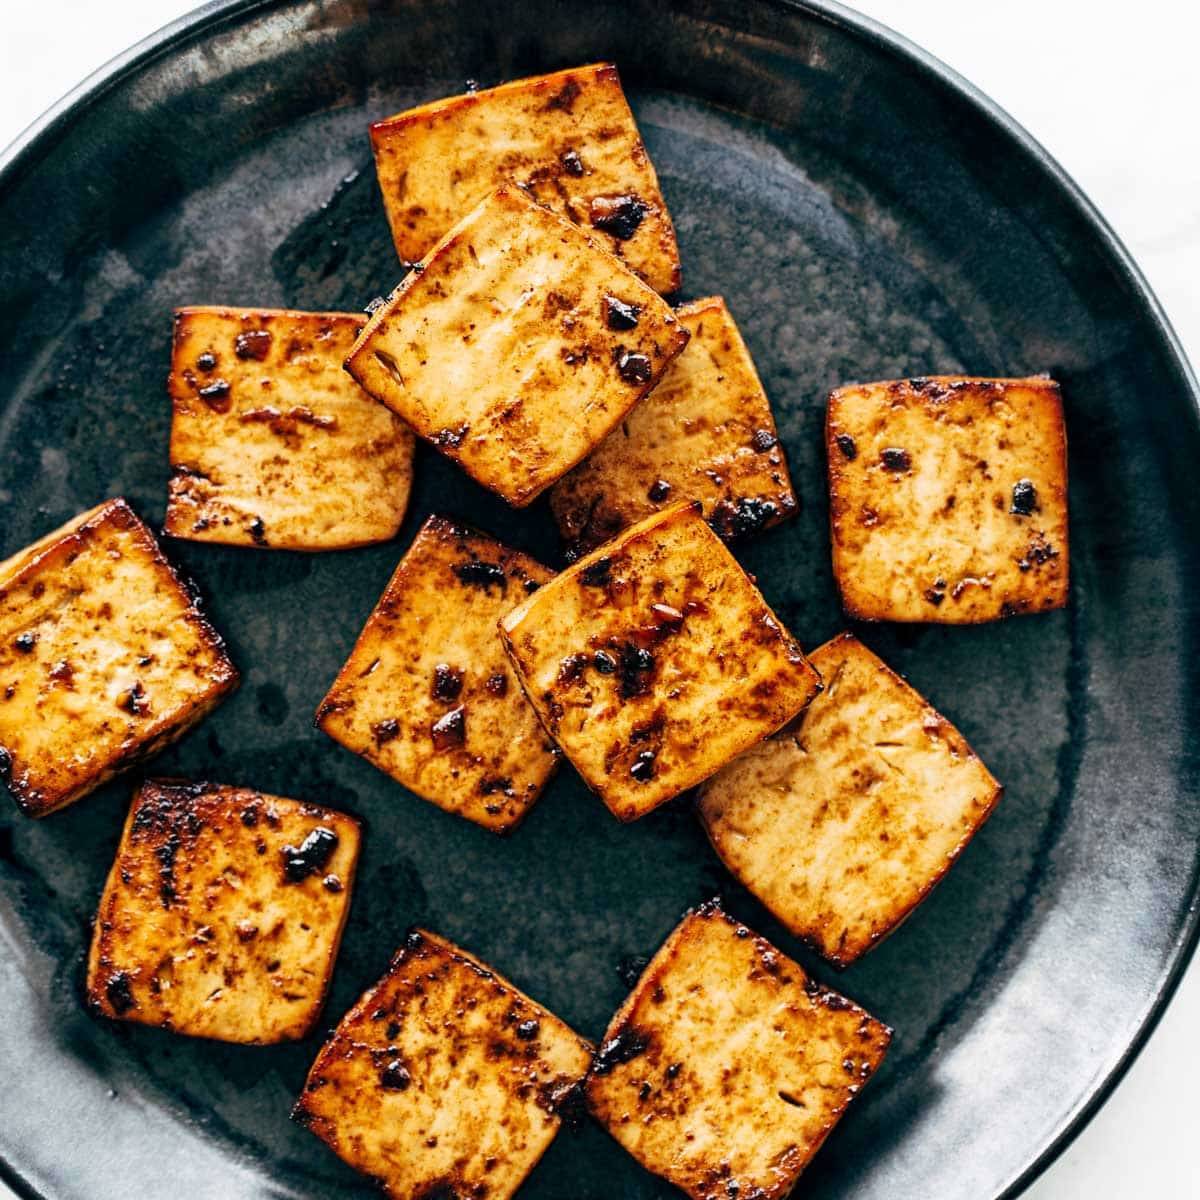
[370,62,681,295]
[585,901,891,1200]
[499,500,821,821]
[345,184,690,507]
[698,633,1002,966]
[165,307,414,550]
[0,500,238,817]
[316,515,559,833]
[827,375,1069,622]
[87,779,361,1043]
[295,928,593,1200]
[550,295,797,553]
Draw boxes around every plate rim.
[1,2,1198,1198]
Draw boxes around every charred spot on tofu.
[165,308,414,551]
[294,929,592,1200]
[0,500,238,817]
[86,780,360,1043]
[585,901,890,1200]
[499,501,821,822]
[344,186,689,508]
[699,633,1002,965]
[369,62,681,293]
[550,298,797,553]
[827,376,1069,623]
[316,515,559,834]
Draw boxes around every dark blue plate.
[1,2,1198,1197]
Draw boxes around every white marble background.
[1,2,1197,1196]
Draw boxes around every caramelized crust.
[371,62,681,293]
[550,296,797,553]
[500,501,821,820]
[0,500,238,816]
[827,375,1069,622]
[699,633,1002,965]
[295,928,592,1199]
[316,515,559,833]
[166,307,414,551]
[87,779,361,1043]
[586,901,891,1199]
[345,185,689,507]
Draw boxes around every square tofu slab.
[345,184,689,507]
[295,928,593,1200]
[87,779,361,1043]
[370,62,681,294]
[827,375,1069,622]
[316,515,559,833]
[166,307,414,550]
[585,900,891,1200]
[499,500,821,821]
[550,295,796,554]
[698,633,1002,966]
[0,500,238,817]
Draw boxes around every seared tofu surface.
[166,307,414,550]
[550,295,796,553]
[316,515,559,833]
[345,185,689,507]
[698,633,1002,965]
[371,62,681,294]
[295,928,593,1200]
[0,500,238,817]
[827,375,1069,622]
[499,501,821,821]
[586,901,891,1200]
[87,779,360,1043]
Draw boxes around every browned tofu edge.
[0,499,239,816]
[825,374,1069,624]
[85,778,362,1041]
[699,631,1005,967]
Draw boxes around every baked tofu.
[499,500,821,821]
[698,633,1002,966]
[295,929,592,1199]
[827,375,1069,622]
[0,500,238,817]
[87,779,361,1043]
[316,515,559,833]
[370,62,681,294]
[585,900,891,1200]
[550,295,796,554]
[166,307,414,550]
[345,184,689,507]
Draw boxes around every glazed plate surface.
[0,2,1198,1198]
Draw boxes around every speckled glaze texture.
[0,2,1198,1199]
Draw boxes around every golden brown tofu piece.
[295,928,592,1200]
[165,307,414,550]
[345,184,689,507]
[586,901,891,1200]
[316,516,559,833]
[0,500,238,817]
[499,500,821,821]
[550,296,797,553]
[698,633,1002,966]
[87,779,361,1043]
[370,62,681,295]
[827,375,1069,622]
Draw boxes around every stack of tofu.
[0,61,1068,1200]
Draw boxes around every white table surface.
[1,2,1197,1197]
